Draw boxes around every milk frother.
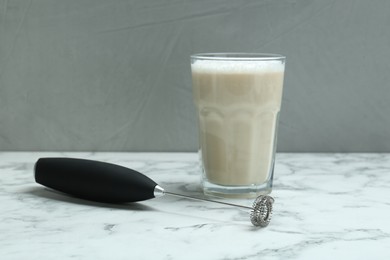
[34,158,274,227]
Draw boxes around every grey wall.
[1,0,389,152]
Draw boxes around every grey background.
[1,0,389,152]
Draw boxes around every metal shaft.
[153,185,274,227]
[164,191,253,210]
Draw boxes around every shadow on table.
[26,185,258,230]
[25,187,155,211]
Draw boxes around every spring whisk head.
[250,195,274,227]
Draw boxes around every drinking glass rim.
[191,53,285,61]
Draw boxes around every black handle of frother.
[35,158,158,203]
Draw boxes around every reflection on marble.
[1,152,390,259]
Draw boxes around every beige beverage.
[191,54,285,197]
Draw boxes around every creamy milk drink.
[191,53,285,197]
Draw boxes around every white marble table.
[1,152,390,259]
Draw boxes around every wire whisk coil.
[250,195,274,227]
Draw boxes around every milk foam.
[191,59,284,73]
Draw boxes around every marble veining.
[1,152,390,259]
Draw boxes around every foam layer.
[191,59,284,73]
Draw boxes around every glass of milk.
[191,53,286,198]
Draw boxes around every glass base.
[202,180,272,199]
[201,153,275,199]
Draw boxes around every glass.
[191,53,286,198]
